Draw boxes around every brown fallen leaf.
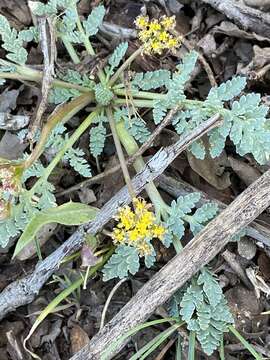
[187,137,231,190]
[70,325,90,355]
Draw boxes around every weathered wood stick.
[70,168,270,360]
[0,114,220,320]
[202,0,270,37]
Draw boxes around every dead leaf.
[0,0,31,28]
[81,244,98,267]
[0,132,26,160]
[78,187,97,204]
[0,113,29,130]
[197,34,217,57]
[258,252,270,280]
[0,89,20,112]
[187,138,231,190]
[70,325,90,355]
[253,45,270,68]
[212,21,270,43]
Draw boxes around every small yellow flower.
[135,15,149,29]
[111,198,166,256]
[158,31,170,42]
[167,37,180,49]
[149,20,161,32]
[153,225,166,241]
[136,241,152,256]
[161,16,176,30]
[135,14,181,55]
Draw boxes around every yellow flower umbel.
[111,198,166,256]
[135,15,182,55]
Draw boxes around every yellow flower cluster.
[112,198,166,256]
[135,15,181,55]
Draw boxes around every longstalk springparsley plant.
[0,0,269,355]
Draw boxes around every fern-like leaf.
[177,269,234,355]
[132,69,171,91]
[102,245,140,281]
[83,5,105,36]
[107,42,128,75]
[206,76,246,106]
[89,123,106,157]
[64,147,92,177]
[0,15,28,64]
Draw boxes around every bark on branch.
[71,168,270,360]
[202,0,270,37]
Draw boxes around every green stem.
[228,326,262,360]
[187,331,196,360]
[114,88,167,100]
[29,110,98,196]
[0,66,91,93]
[109,47,143,87]
[115,119,167,215]
[107,107,136,199]
[114,97,203,109]
[60,35,81,64]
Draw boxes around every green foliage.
[131,69,171,91]
[0,15,28,64]
[127,117,151,144]
[115,107,150,143]
[152,51,198,124]
[107,42,128,76]
[58,7,82,43]
[49,70,94,104]
[165,193,218,246]
[64,147,92,177]
[94,83,114,105]
[206,76,246,106]
[30,0,78,16]
[89,123,106,157]
[178,268,234,355]
[0,180,56,248]
[13,202,98,257]
[102,245,140,280]
[83,5,105,37]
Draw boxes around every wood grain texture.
[202,0,270,37]
[71,169,270,360]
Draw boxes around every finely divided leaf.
[132,69,171,91]
[207,76,246,105]
[89,123,106,157]
[102,245,140,281]
[83,5,105,36]
[108,42,128,74]
[64,147,92,177]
